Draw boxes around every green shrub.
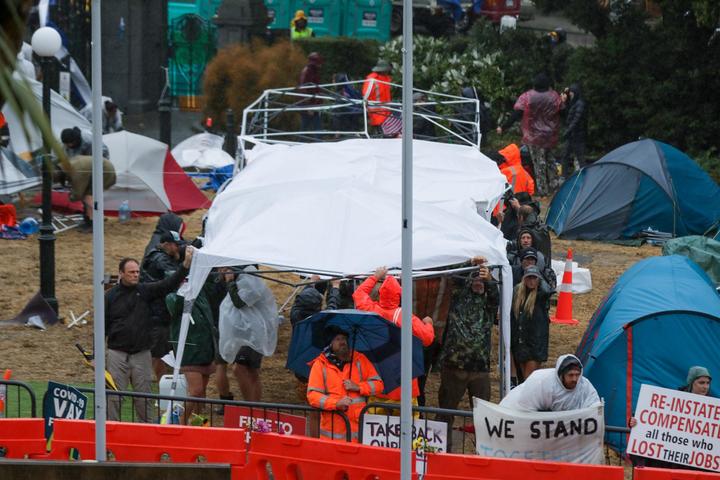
[295,37,380,83]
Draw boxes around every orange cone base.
[551,316,579,325]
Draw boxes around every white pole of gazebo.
[400,0,414,477]
[91,0,107,461]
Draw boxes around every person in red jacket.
[362,59,393,129]
[307,326,383,442]
[353,267,434,411]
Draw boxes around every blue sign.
[43,381,87,439]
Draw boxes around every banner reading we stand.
[472,398,605,464]
[628,384,720,472]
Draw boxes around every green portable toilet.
[264,0,295,30]
[345,0,391,41]
[294,0,344,37]
[168,0,215,23]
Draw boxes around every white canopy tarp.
[171,133,233,169]
[172,139,513,396]
[2,75,91,154]
[241,138,507,219]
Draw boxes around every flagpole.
[400,0,414,477]
[91,0,107,461]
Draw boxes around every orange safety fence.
[234,432,415,480]
[422,452,626,480]
[633,467,720,479]
[48,419,246,464]
[0,418,47,458]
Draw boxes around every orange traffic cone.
[551,248,579,325]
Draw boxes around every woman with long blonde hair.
[511,265,554,382]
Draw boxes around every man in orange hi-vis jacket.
[307,326,383,442]
[362,59,393,128]
[353,267,434,411]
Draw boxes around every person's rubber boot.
[215,394,234,415]
[79,216,93,233]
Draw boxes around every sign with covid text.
[43,381,87,439]
[223,405,307,436]
[473,398,605,464]
[628,384,720,472]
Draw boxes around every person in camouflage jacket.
[437,257,499,421]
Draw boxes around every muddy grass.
[0,207,660,411]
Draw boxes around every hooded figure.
[560,83,588,176]
[499,354,600,412]
[143,213,186,257]
[353,272,434,400]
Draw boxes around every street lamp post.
[31,27,62,314]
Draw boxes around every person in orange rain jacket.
[498,143,535,196]
[307,326,383,442]
[492,143,536,226]
[362,59,393,128]
[352,267,434,411]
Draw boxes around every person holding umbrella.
[306,326,384,442]
[353,267,434,411]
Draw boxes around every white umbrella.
[102,131,209,213]
[171,133,233,169]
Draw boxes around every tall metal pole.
[400,1,414,478]
[91,0,107,461]
[39,58,58,313]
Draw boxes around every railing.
[0,380,38,418]
[74,387,352,442]
[1,378,633,463]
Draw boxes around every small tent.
[546,139,720,239]
[51,131,210,215]
[0,147,40,195]
[576,255,720,452]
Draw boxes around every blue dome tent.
[576,255,720,452]
[547,139,720,240]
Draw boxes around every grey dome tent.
[546,139,720,240]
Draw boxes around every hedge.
[294,37,380,83]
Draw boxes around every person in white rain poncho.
[500,354,600,411]
[218,265,279,401]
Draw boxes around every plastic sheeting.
[242,138,507,220]
[218,266,280,360]
[551,259,592,294]
[171,133,234,170]
[663,235,720,286]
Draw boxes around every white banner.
[473,398,605,464]
[361,413,447,474]
[628,384,720,472]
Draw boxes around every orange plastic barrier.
[47,419,95,460]
[422,453,625,480]
[49,419,246,464]
[634,467,720,479]
[0,418,47,458]
[236,432,414,480]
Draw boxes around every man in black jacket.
[105,248,193,422]
[140,230,183,381]
[560,83,588,178]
